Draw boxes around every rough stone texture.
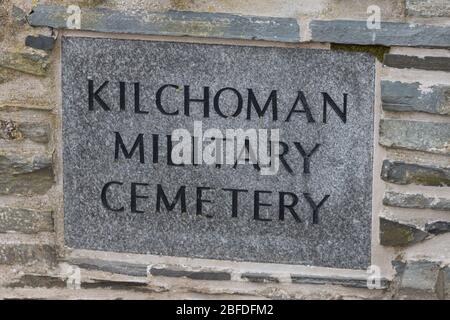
[0,120,50,143]
[381,81,450,115]
[290,274,377,288]
[406,0,450,17]
[241,273,279,283]
[0,207,53,234]
[0,153,54,195]
[8,274,66,288]
[383,191,450,211]
[28,4,300,43]
[0,244,56,266]
[310,20,450,48]
[11,5,27,25]
[25,35,55,52]
[330,44,390,62]
[379,120,450,155]
[380,217,428,247]
[0,51,48,77]
[150,265,231,281]
[400,260,440,294]
[68,258,147,277]
[81,279,150,291]
[444,265,450,298]
[62,37,375,270]
[381,160,450,187]
[425,221,450,235]
[15,122,50,144]
[384,54,450,72]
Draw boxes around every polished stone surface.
[62,37,375,269]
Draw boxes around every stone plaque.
[62,37,375,269]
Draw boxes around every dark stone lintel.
[28,5,300,43]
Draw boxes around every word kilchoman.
[88,80,348,123]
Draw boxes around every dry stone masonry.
[0,0,449,300]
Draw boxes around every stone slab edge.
[28,5,300,43]
[65,258,389,289]
[310,20,450,48]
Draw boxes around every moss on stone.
[413,174,450,187]
[170,0,194,11]
[380,217,428,247]
[0,51,48,76]
[331,43,390,62]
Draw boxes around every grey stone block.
[28,5,300,43]
[25,35,55,52]
[0,51,48,76]
[379,120,450,155]
[8,274,66,288]
[11,5,27,25]
[0,207,53,234]
[381,81,450,115]
[383,191,450,211]
[0,244,56,266]
[290,274,387,289]
[381,160,450,187]
[81,279,149,291]
[400,260,440,293]
[16,122,50,144]
[150,265,231,281]
[444,265,450,298]
[380,217,428,247]
[0,153,54,195]
[406,0,450,17]
[62,37,375,269]
[0,120,50,143]
[425,221,450,235]
[69,257,147,277]
[241,273,279,283]
[310,20,450,48]
[384,54,450,72]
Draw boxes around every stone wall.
[0,0,449,299]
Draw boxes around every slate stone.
[16,122,50,143]
[425,221,450,235]
[62,37,375,269]
[392,260,407,275]
[81,279,149,291]
[0,51,48,76]
[25,35,55,52]
[8,275,66,288]
[241,273,279,283]
[28,4,300,43]
[0,207,53,234]
[406,0,450,17]
[384,54,450,72]
[150,265,231,281]
[310,20,450,48]
[0,244,56,266]
[383,191,450,211]
[381,160,450,187]
[0,120,50,143]
[381,81,450,115]
[444,265,450,298]
[380,217,428,247]
[400,260,440,293]
[0,153,54,195]
[290,274,383,289]
[69,258,147,277]
[379,120,450,155]
[11,5,27,25]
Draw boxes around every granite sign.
[62,37,375,269]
